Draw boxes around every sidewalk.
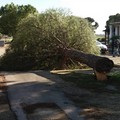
[4,71,84,120]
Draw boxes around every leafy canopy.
[85,17,99,30]
[0,3,38,36]
[1,9,99,70]
[107,13,120,23]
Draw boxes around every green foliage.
[0,9,99,71]
[108,13,120,23]
[0,3,38,36]
[0,52,36,71]
[111,35,120,40]
[85,17,99,30]
[109,72,120,82]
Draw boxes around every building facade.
[109,22,120,39]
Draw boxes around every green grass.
[96,34,105,39]
[108,72,120,85]
[58,71,120,93]
[55,71,120,119]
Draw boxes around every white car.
[96,41,108,54]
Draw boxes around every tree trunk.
[64,48,114,81]
[59,55,67,69]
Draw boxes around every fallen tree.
[54,36,114,81]
[65,48,114,80]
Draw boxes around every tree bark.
[64,48,114,81]
[53,36,114,80]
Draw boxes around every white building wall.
[115,26,118,36]
[119,25,120,36]
[109,24,120,39]
[109,25,113,39]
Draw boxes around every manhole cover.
[23,103,70,120]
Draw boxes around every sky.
[1,0,120,34]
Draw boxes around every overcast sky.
[1,0,120,34]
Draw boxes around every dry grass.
[53,69,120,120]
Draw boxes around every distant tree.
[85,17,99,30]
[107,13,120,23]
[0,3,38,36]
[0,9,99,70]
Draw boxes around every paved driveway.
[4,70,83,120]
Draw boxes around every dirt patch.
[22,103,70,120]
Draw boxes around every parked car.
[96,41,108,54]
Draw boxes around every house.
[104,22,120,54]
[105,14,120,40]
[109,22,120,39]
